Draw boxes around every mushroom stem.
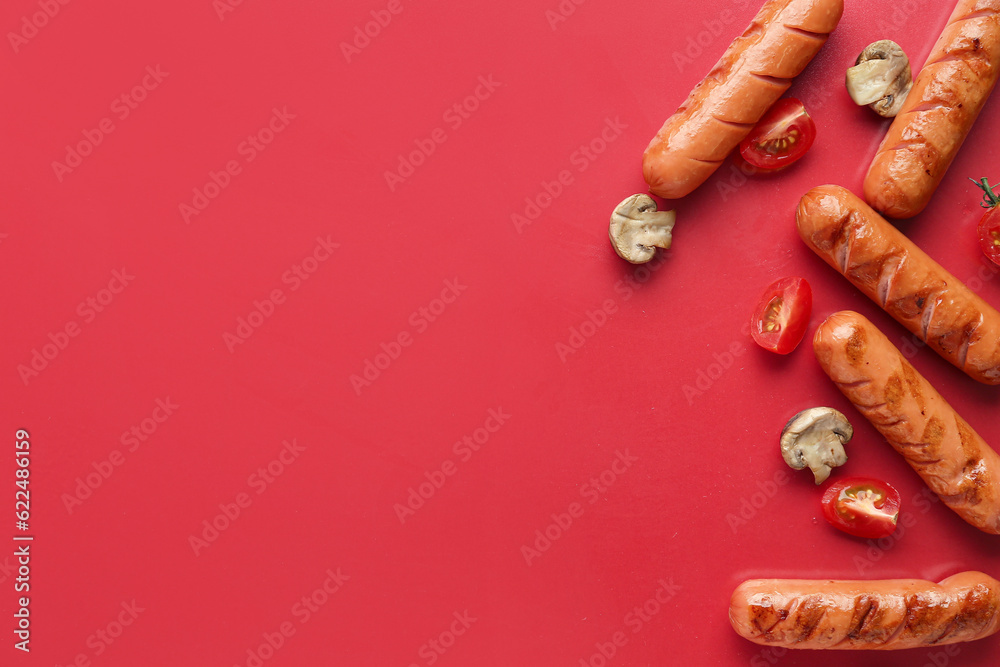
[810,432,849,484]
[608,194,675,264]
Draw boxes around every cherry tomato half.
[739,98,816,170]
[821,477,901,539]
[972,177,1000,268]
[750,277,812,355]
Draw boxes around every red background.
[3,0,1000,665]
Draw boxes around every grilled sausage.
[863,0,1000,219]
[814,310,1000,534]
[730,572,1000,649]
[796,184,1000,385]
[642,0,843,199]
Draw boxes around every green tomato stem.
[971,177,1000,208]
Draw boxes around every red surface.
[3,0,1000,665]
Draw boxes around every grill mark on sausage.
[921,416,946,448]
[953,418,990,507]
[749,72,793,87]
[688,156,725,166]
[749,594,788,636]
[738,20,767,43]
[782,25,831,42]
[846,326,867,365]
[885,137,932,153]
[955,316,981,370]
[920,294,940,341]
[953,8,1000,23]
[834,378,872,391]
[908,417,947,464]
[927,607,961,644]
[824,208,857,272]
[792,595,827,642]
[891,285,938,321]
[857,400,889,415]
[903,591,951,641]
[880,415,909,428]
[711,115,756,130]
[952,583,999,638]
[958,329,974,369]
[875,254,905,307]
[845,595,874,641]
[973,584,1000,634]
[884,373,904,408]
[924,52,977,68]
[956,412,978,460]
[877,273,891,307]
[881,605,910,646]
[900,362,925,415]
[904,101,952,115]
[958,459,988,506]
[835,234,850,273]
[911,457,944,471]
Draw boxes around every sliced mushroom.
[780,407,853,484]
[609,194,675,264]
[846,40,912,117]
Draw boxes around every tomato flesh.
[739,98,816,170]
[750,277,812,355]
[972,178,1000,267]
[821,477,901,539]
[979,209,1000,268]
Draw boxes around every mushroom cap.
[609,194,675,264]
[779,407,854,483]
[846,40,912,117]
